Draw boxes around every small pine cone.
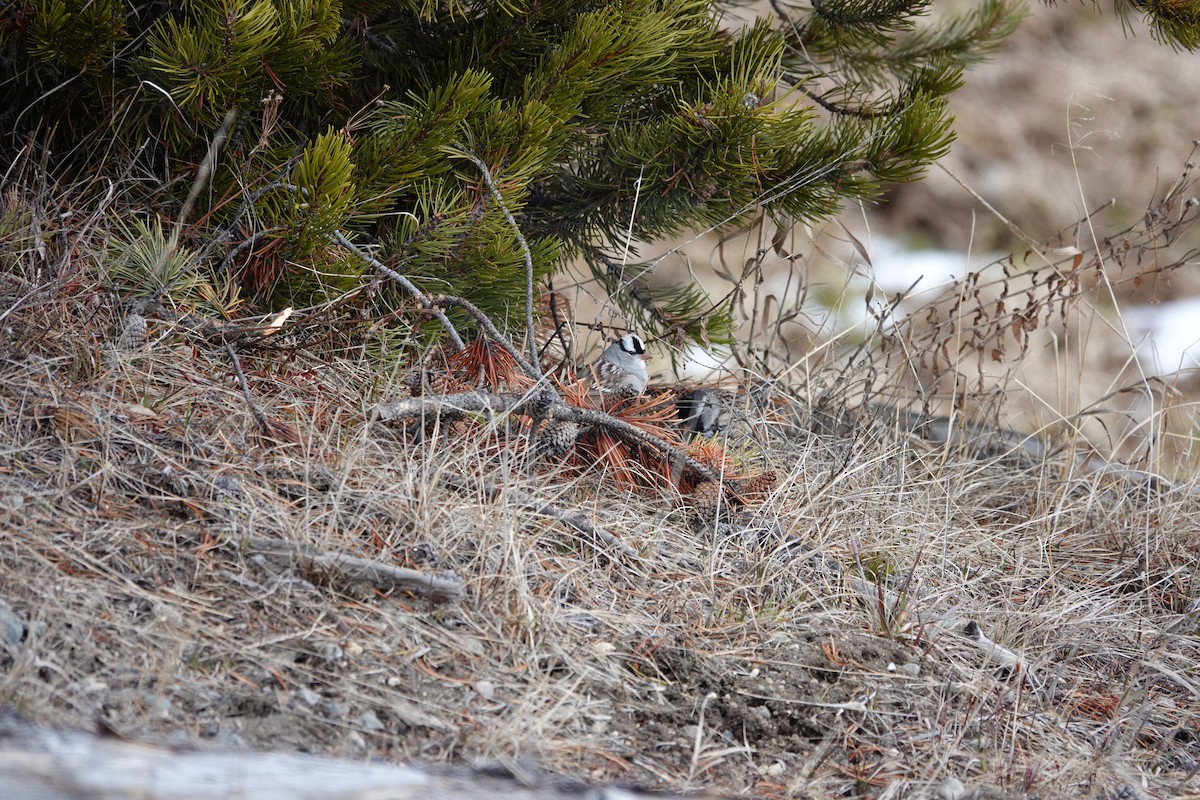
[738,471,778,503]
[537,420,579,460]
[446,418,472,439]
[689,480,723,520]
[116,313,147,351]
[612,381,641,400]
[404,370,458,396]
[520,387,556,420]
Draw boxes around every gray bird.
[677,387,724,440]
[589,334,649,397]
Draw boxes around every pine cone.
[116,313,147,351]
[404,370,459,397]
[737,471,778,503]
[520,386,556,419]
[537,420,579,459]
[689,480,724,520]
[446,418,473,440]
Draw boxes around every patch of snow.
[1121,296,1200,375]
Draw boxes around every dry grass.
[1,158,1199,800]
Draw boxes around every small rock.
[346,731,367,751]
[298,687,321,707]
[142,694,172,721]
[936,777,966,800]
[343,641,364,658]
[0,601,25,646]
[473,680,496,701]
[359,710,384,731]
[753,705,771,721]
[899,662,921,677]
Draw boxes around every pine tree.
[2,1,1196,344]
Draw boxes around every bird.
[588,333,649,398]
[676,387,724,440]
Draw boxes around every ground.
[1,306,1196,798]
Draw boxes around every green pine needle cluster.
[2,0,1196,348]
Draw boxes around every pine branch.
[372,391,722,484]
[452,149,540,371]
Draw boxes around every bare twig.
[225,342,271,435]
[217,226,284,276]
[331,230,466,350]
[455,150,540,372]
[245,536,466,603]
[428,294,546,384]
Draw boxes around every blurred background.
[569,1,1200,470]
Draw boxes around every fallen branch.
[372,391,720,484]
[244,536,466,603]
[0,713,695,800]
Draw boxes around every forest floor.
[1,255,1198,800]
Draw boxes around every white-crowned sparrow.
[588,333,649,397]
